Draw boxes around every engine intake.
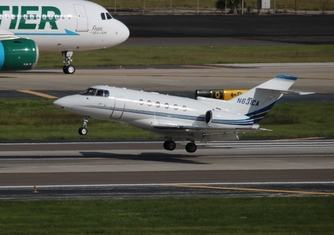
[205,110,212,124]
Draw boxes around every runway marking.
[169,184,334,196]
[17,90,58,99]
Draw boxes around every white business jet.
[54,74,312,153]
[0,0,129,74]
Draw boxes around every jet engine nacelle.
[196,89,248,101]
[0,38,39,71]
[205,109,248,125]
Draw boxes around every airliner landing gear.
[185,142,197,153]
[163,140,176,151]
[78,116,89,135]
[62,51,76,74]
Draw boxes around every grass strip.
[37,45,334,68]
[0,197,333,235]
[0,99,333,141]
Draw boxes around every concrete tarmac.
[0,140,333,199]
[0,140,333,184]
[1,63,333,93]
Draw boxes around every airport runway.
[1,64,334,199]
[0,139,333,199]
[1,63,334,94]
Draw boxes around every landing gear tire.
[163,140,176,151]
[78,127,88,135]
[185,142,197,153]
[62,51,75,74]
[63,65,76,74]
[78,116,89,135]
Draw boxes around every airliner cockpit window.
[106,12,112,19]
[80,88,97,96]
[100,12,106,20]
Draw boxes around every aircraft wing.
[0,29,19,40]
[153,124,270,132]
[152,124,271,141]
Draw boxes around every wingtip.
[277,74,298,81]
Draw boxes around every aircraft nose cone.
[114,19,130,44]
[53,97,70,109]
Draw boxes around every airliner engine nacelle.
[0,38,39,70]
[196,89,248,101]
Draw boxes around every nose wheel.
[78,117,89,135]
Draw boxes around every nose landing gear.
[78,116,89,135]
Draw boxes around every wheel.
[78,127,88,135]
[185,143,197,153]
[63,65,76,74]
[163,140,176,151]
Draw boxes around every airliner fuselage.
[0,0,129,73]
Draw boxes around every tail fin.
[226,74,298,123]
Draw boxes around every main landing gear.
[163,140,197,153]
[78,116,89,135]
[62,51,76,74]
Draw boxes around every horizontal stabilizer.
[257,88,315,95]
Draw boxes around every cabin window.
[139,99,144,105]
[165,103,169,109]
[156,101,160,108]
[182,105,187,111]
[174,104,178,110]
[147,100,152,106]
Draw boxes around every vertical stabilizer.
[226,74,298,123]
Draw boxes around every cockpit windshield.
[101,12,113,20]
[80,88,109,97]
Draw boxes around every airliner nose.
[114,19,130,44]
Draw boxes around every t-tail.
[226,74,301,123]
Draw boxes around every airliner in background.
[54,74,313,153]
[0,0,129,74]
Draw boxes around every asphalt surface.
[1,15,334,199]
[117,15,334,44]
[1,182,333,200]
[0,140,333,199]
